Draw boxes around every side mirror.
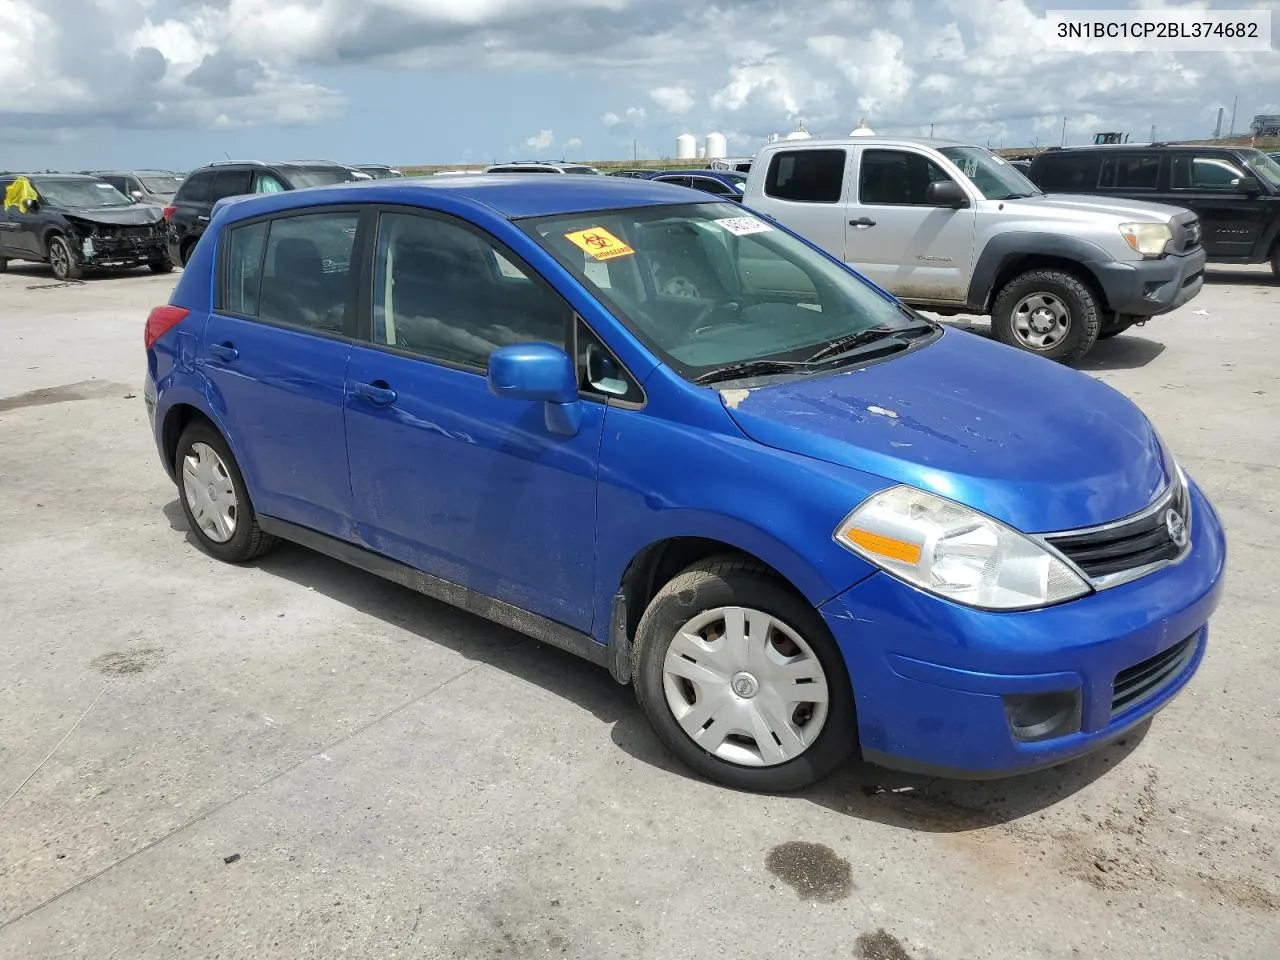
[1233,176,1261,196]
[487,342,582,435]
[925,180,969,208]
[131,190,144,201]
[19,198,38,213]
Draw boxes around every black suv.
[1027,145,1280,276]
[165,161,366,266]
[0,173,170,280]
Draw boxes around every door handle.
[197,215,209,222]
[353,380,397,406]
[208,342,239,362]
[849,217,877,227]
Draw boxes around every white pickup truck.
[741,137,1206,362]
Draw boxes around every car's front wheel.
[47,235,83,281]
[631,557,856,791]
[175,420,277,563]
[991,268,1101,363]
[149,256,175,274]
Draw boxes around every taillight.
[145,305,189,349]
[162,206,176,221]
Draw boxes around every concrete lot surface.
[1,263,1277,959]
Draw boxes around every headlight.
[834,486,1090,611]
[1119,222,1171,258]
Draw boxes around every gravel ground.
[0,261,1277,960]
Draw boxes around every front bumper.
[819,479,1226,778]
[1088,246,1206,317]
[73,232,168,268]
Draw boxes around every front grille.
[1112,631,1199,715]
[1044,475,1190,582]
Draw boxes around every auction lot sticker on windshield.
[564,227,634,261]
[713,216,772,236]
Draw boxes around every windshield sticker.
[564,227,634,260]
[713,216,772,236]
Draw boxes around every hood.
[719,329,1171,533]
[1005,193,1191,224]
[61,204,165,227]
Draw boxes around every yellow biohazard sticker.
[564,226,634,261]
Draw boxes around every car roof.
[212,174,703,221]
[93,169,180,176]
[22,173,104,181]
[763,135,970,150]
[1044,144,1246,153]
[652,169,744,177]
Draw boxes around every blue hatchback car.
[144,175,1226,791]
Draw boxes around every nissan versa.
[143,176,1226,791]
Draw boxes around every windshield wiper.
[803,322,934,364]
[693,358,816,385]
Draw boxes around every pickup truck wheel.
[47,235,83,281]
[0,257,8,273]
[630,556,855,792]
[992,269,1100,363]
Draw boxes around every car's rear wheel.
[0,257,8,273]
[149,256,174,274]
[631,556,855,792]
[175,420,277,563]
[47,235,83,281]
[1270,244,1279,281]
[991,268,1100,363]
[179,239,197,266]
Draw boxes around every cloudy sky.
[2,0,1277,171]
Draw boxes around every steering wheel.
[690,300,743,336]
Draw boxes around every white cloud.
[602,106,645,127]
[525,128,554,149]
[649,84,694,114]
[564,136,582,148]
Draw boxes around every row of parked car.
[0,162,404,280]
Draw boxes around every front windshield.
[37,179,134,209]
[284,167,361,188]
[140,175,183,194]
[522,202,933,380]
[939,146,1040,200]
[1241,149,1280,189]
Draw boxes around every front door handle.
[208,342,239,362]
[353,381,397,406]
[849,217,877,227]
[196,215,210,222]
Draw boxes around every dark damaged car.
[0,174,171,281]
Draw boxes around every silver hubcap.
[1011,293,1071,350]
[662,606,830,768]
[182,442,238,543]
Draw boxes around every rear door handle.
[849,217,877,227]
[208,342,238,361]
[352,381,397,406]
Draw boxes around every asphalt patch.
[855,929,914,960]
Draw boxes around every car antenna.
[224,151,232,161]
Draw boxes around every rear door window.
[178,171,215,203]
[764,149,846,203]
[1031,153,1102,191]
[220,211,359,336]
[1098,154,1160,190]
[211,170,253,201]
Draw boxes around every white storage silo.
[783,120,812,141]
[704,132,727,159]
[675,133,697,159]
[849,119,875,137]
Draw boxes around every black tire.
[174,420,277,563]
[0,257,8,273]
[149,257,175,274]
[1271,245,1279,281]
[991,268,1101,364]
[631,555,856,792]
[47,235,83,281]
[179,238,197,266]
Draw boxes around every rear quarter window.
[1098,154,1160,190]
